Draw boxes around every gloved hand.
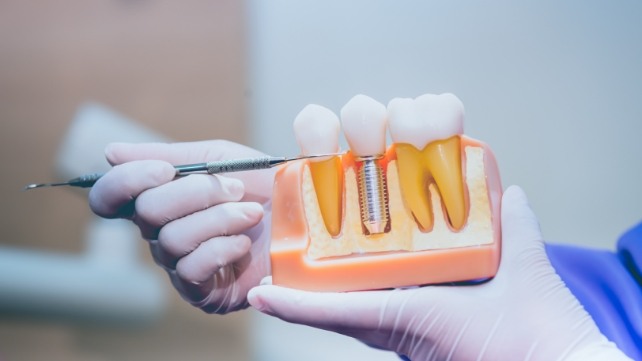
[247,186,632,361]
[89,140,273,314]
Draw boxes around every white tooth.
[340,94,387,156]
[293,104,341,159]
[387,97,424,148]
[388,93,464,148]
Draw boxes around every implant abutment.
[355,155,390,235]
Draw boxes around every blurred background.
[0,1,250,360]
[1,1,641,360]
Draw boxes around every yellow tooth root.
[423,136,467,230]
[394,144,434,231]
[309,157,344,237]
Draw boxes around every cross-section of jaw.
[270,93,502,292]
[388,93,467,231]
[293,104,344,237]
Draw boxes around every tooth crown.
[388,93,464,150]
[293,104,341,156]
[341,94,388,156]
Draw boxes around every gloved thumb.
[499,185,544,260]
[248,280,392,336]
[104,140,265,166]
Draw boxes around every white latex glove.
[89,140,273,314]
[248,186,631,361]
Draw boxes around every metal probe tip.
[22,184,41,191]
[288,152,346,161]
[22,182,69,191]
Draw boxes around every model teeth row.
[293,93,466,236]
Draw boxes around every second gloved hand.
[248,186,631,361]
[89,140,274,314]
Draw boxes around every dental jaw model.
[271,93,502,292]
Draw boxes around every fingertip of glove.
[248,277,276,313]
[502,185,533,216]
[104,142,129,165]
[503,185,528,204]
[247,286,270,313]
[220,176,245,199]
[136,160,177,184]
[242,202,265,225]
[501,185,543,246]
[87,187,107,217]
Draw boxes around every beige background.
[0,1,249,360]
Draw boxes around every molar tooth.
[414,93,464,144]
[340,95,389,235]
[293,104,344,236]
[388,93,467,231]
[388,97,434,231]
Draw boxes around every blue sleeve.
[546,222,642,361]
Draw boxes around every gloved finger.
[497,185,549,280]
[154,202,264,268]
[89,160,175,219]
[105,140,265,165]
[174,234,253,303]
[247,285,393,334]
[104,141,274,203]
[133,174,244,239]
[500,185,544,256]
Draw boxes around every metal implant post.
[355,155,390,235]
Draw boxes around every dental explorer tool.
[23,153,343,191]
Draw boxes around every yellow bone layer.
[305,146,492,260]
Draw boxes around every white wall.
[248,0,642,249]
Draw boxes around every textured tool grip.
[206,157,273,174]
[69,173,104,188]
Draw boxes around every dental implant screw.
[356,155,390,235]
